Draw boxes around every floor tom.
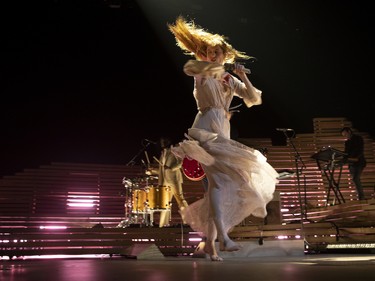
[147,186,171,210]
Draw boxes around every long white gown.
[172,60,279,236]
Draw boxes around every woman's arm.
[231,72,262,107]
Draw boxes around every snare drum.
[132,189,148,213]
[147,186,171,210]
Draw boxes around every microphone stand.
[126,142,151,166]
[282,130,307,222]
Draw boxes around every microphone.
[144,138,157,144]
[224,63,251,74]
[276,128,294,132]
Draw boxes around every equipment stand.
[311,147,347,206]
[319,159,345,205]
[126,141,152,166]
[282,130,307,221]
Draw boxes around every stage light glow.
[0,254,112,260]
[66,193,100,210]
[67,202,95,207]
[67,198,97,207]
[40,226,67,230]
[326,243,375,249]
[189,237,203,242]
[131,238,155,242]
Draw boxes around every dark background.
[2,0,374,176]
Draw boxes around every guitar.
[182,157,206,181]
[182,147,267,181]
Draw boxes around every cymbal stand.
[126,141,152,166]
[117,177,136,227]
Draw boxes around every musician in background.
[341,127,367,200]
[155,137,188,227]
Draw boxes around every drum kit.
[117,175,172,228]
[119,139,207,227]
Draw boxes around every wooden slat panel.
[0,226,201,258]
[1,117,375,256]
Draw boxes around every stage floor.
[1,254,375,281]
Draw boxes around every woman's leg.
[208,178,240,252]
[203,220,223,261]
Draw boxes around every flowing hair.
[167,15,252,64]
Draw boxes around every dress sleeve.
[183,60,225,78]
[231,75,262,107]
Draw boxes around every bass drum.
[182,156,206,181]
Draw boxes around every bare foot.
[219,239,241,252]
[204,241,223,262]
[210,255,224,262]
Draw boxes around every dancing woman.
[168,16,279,261]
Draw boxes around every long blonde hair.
[167,16,251,64]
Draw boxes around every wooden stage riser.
[1,198,374,229]
[2,226,375,256]
[0,227,201,258]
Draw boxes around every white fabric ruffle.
[172,128,279,236]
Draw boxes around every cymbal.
[122,177,133,187]
[148,175,158,179]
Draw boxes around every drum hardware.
[117,177,149,227]
[117,176,172,228]
[126,139,154,166]
[122,177,133,187]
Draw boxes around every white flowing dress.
[172,60,279,236]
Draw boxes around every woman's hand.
[233,62,250,75]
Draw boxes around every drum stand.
[126,141,152,166]
[148,207,172,227]
[117,189,151,227]
[117,178,146,227]
[117,177,173,228]
[117,178,135,227]
[118,177,156,228]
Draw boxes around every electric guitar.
[182,157,206,181]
